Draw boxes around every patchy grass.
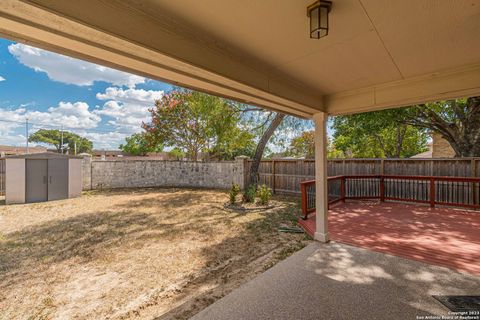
[0,188,310,320]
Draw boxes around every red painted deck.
[298,201,480,275]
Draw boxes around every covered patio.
[1,1,480,318]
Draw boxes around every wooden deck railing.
[300,175,480,219]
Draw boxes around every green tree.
[404,96,480,157]
[331,109,428,158]
[287,130,315,159]
[143,89,254,161]
[168,148,186,160]
[28,129,93,154]
[286,130,344,159]
[119,133,163,156]
[211,127,256,160]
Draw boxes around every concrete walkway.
[192,242,480,320]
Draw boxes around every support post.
[341,176,346,202]
[313,112,329,242]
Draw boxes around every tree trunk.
[394,124,407,158]
[249,113,286,187]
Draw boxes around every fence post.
[272,160,276,194]
[341,176,346,202]
[81,154,92,190]
[429,177,436,208]
[380,175,385,202]
[472,159,477,205]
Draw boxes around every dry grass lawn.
[0,188,311,320]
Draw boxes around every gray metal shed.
[5,153,83,204]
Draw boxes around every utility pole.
[25,117,29,154]
[60,125,64,154]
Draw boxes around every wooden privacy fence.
[245,158,480,195]
[300,175,480,219]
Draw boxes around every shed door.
[25,159,48,203]
[48,159,68,201]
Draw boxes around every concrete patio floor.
[192,242,480,320]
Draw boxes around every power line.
[0,117,140,135]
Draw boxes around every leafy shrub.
[229,183,241,204]
[243,185,257,203]
[256,184,272,205]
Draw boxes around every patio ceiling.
[1,0,480,117]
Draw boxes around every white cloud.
[95,87,163,133]
[0,102,102,146]
[29,102,101,129]
[0,76,5,81]
[78,131,129,150]
[0,133,27,147]
[8,43,145,88]
[0,108,28,139]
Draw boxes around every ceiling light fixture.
[307,1,332,39]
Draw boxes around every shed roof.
[4,152,84,160]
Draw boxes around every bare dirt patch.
[0,188,310,320]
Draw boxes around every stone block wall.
[85,158,245,190]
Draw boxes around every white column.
[313,112,329,242]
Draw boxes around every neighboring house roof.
[92,150,129,157]
[0,145,48,155]
[411,142,433,159]
[410,150,433,158]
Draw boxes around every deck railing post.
[341,176,346,202]
[380,175,385,202]
[430,177,436,208]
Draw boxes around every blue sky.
[0,38,172,149]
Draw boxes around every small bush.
[243,185,257,203]
[256,184,272,205]
[229,183,241,204]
